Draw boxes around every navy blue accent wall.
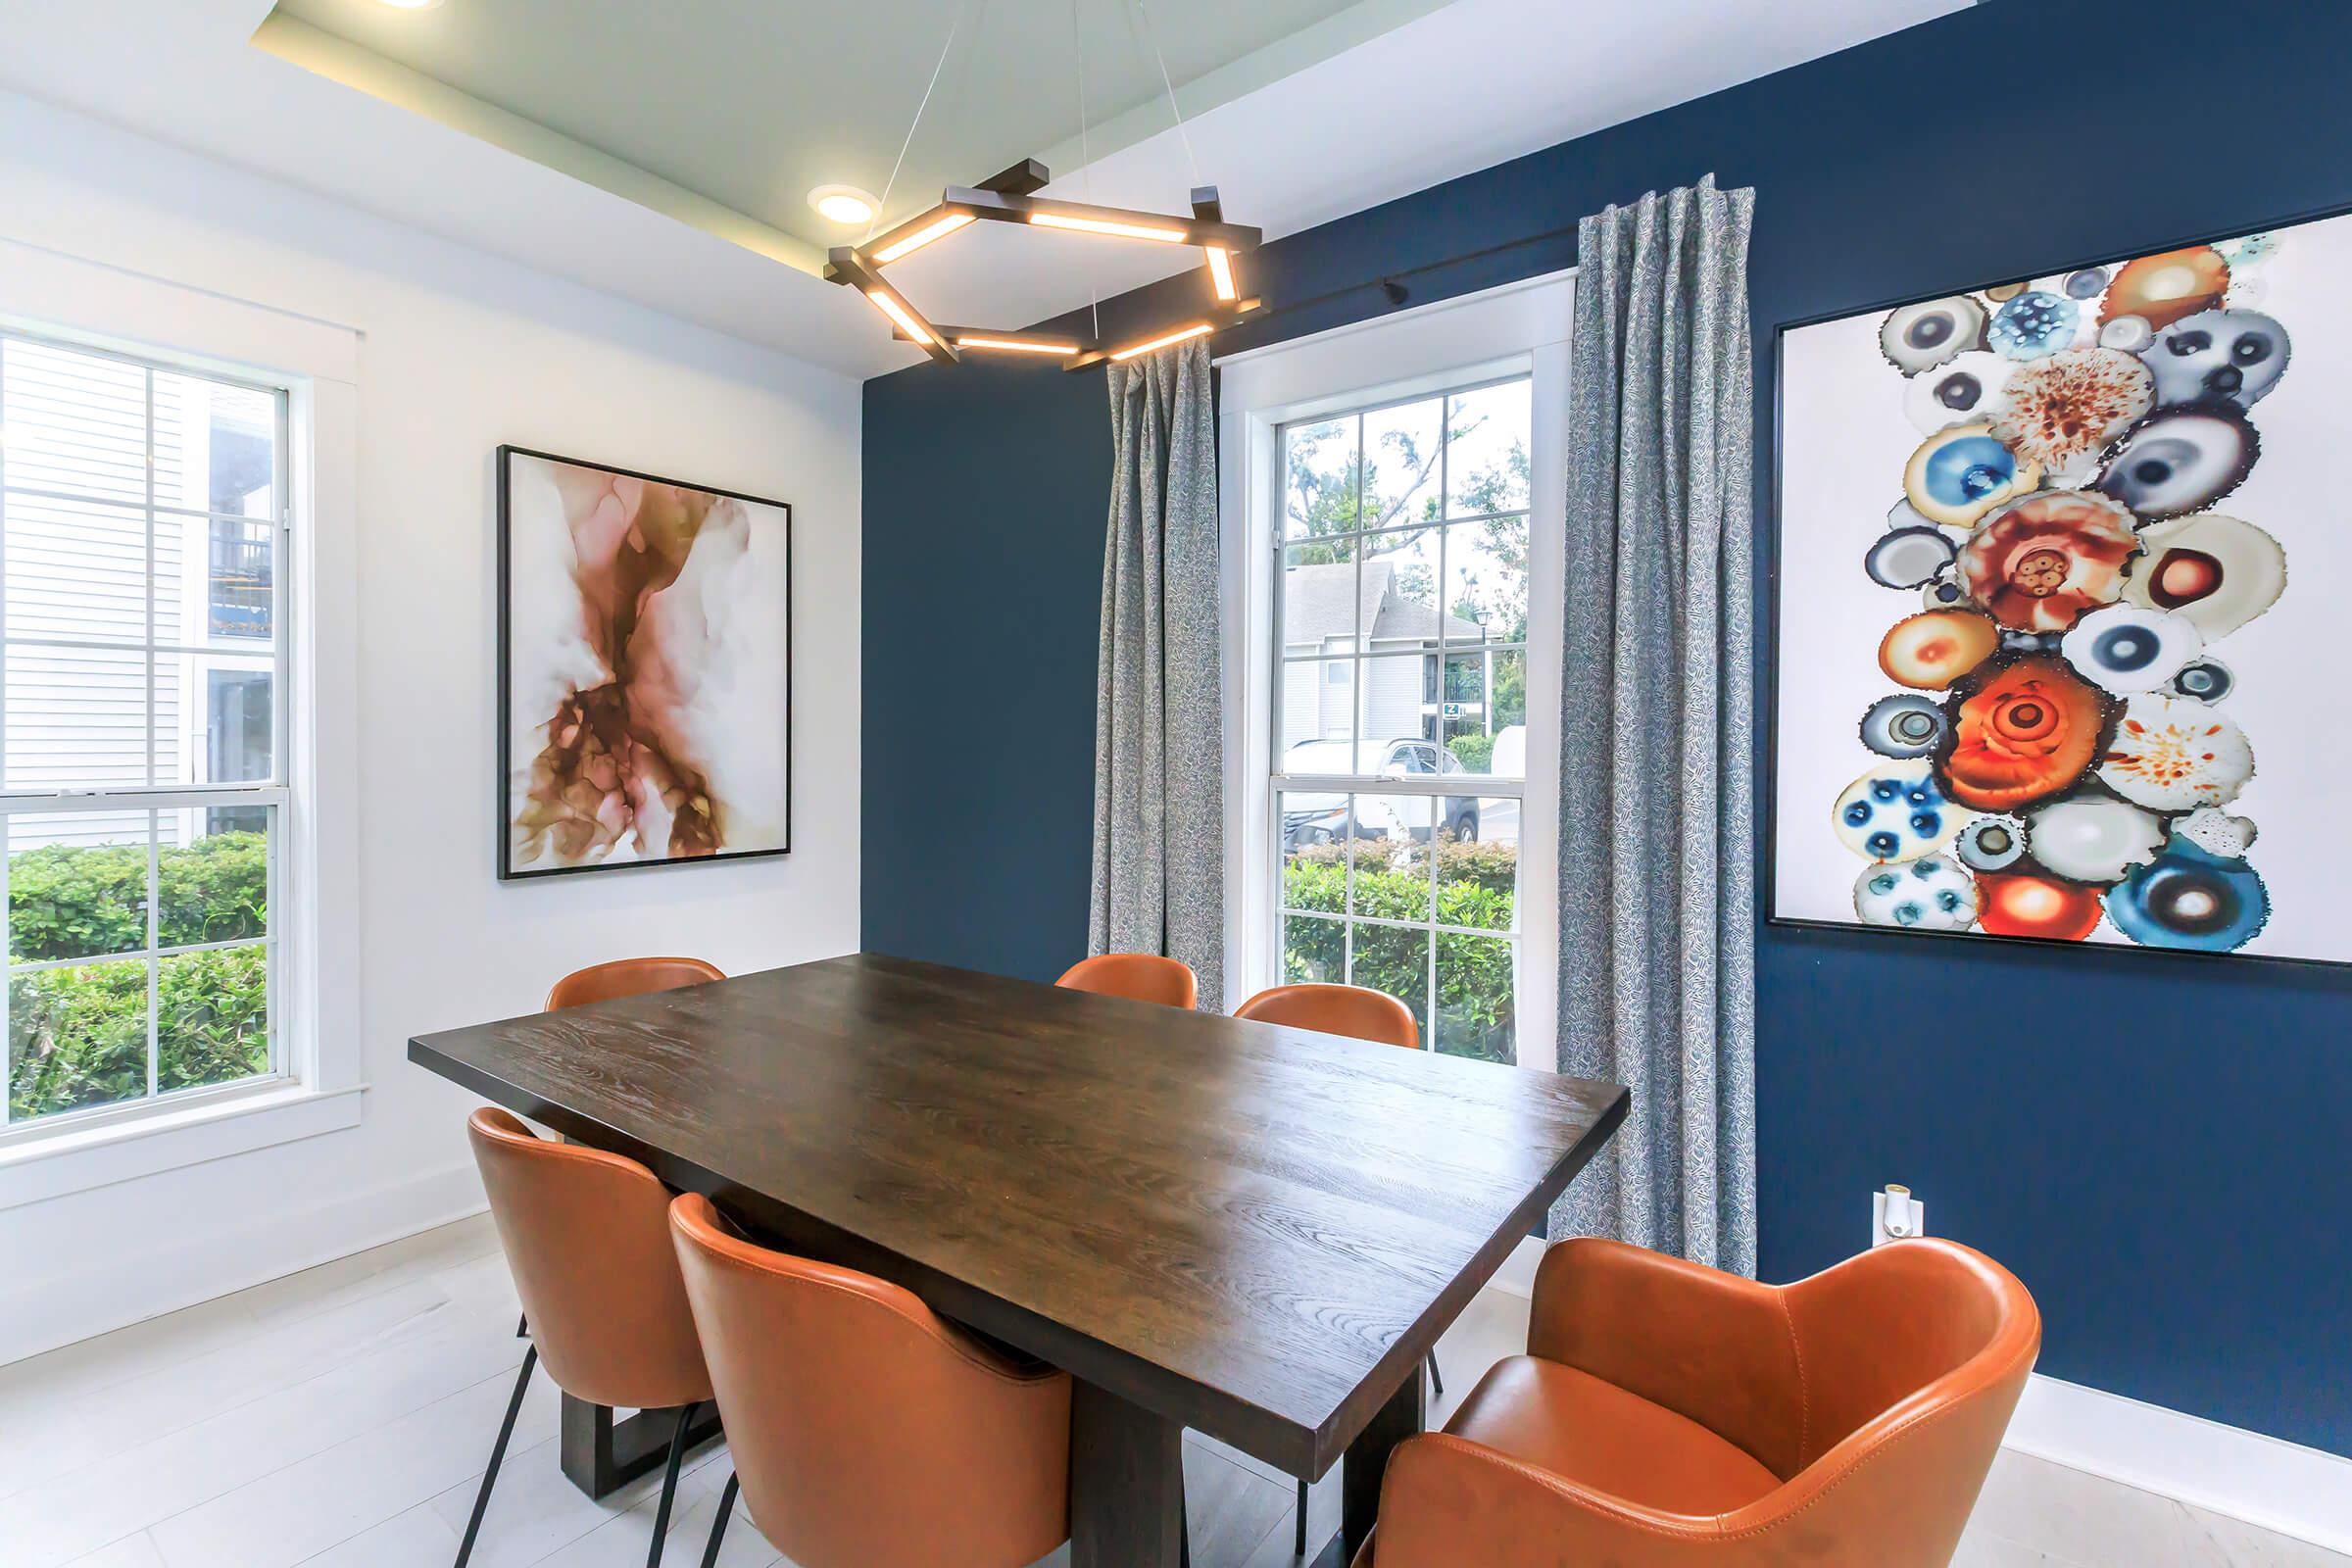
[865,0,2352,1453]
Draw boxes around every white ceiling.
[0,0,1966,380]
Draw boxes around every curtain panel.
[1547,174,1760,1275]
[1090,339,1225,1008]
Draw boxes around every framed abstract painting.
[1769,208,2352,965]
[497,447,791,879]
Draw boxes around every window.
[1269,376,1532,1062]
[1,332,288,1135]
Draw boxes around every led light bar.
[1027,212,1187,243]
[952,187,1261,251]
[1205,246,1237,302]
[825,247,956,365]
[868,290,933,343]
[871,211,975,265]
[953,332,1082,355]
[1108,322,1214,361]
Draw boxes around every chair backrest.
[1234,982,1419,1050]
[546,955,724,1011]
[1782,1237,2040,1472]
[1691,1238,2040,1561]
[668,1194,1072,1568]
[1054,953,1199,1009]
[466,1108,710,1410]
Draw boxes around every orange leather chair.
[1233,979,1424,1551]
[462,1109,715,1568]
[1234,981,1419,1050]
[1355,1237,2039,1567]
[668,1193,1072,1568]
[546,956,724,1010]
[1055,952,1199,1008]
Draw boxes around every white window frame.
[1218,270,1573,1071]
[0,238,362,1205]
[0,328,293,1128]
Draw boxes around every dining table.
[408,951,1629,1567]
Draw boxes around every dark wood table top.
[410,952,1627,1477]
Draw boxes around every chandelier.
[823,5,1263,369]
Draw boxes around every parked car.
[1281,738,1480,848]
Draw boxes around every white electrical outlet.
[1873,1185,1924,1248]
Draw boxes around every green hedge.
[1282,836,1518,1063]
[1446,733,1495,772]
[7,833,270,1123]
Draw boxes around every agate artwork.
[498,448,791,879]
[1773,213,2352,963]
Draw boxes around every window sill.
[0,1081,366,1210]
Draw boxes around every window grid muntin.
[0,328,290,1132]
[1270,374,1529,1059]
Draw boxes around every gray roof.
[1283,558,1486,649]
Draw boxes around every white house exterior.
[1279,557,1491,753]
[3,337,278,851]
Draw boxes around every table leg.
[1328,1365,1425,1565]
[559,1393,723,1499]
[1070,1378,1185,1567]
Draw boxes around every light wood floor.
[1,1213,2339,1567]
[0,1213,1524,1568]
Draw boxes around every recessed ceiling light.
[375,0,447,9]
[808,185,879,226]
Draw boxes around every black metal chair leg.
[1294,1477,1309,1557]
[454,1345,537,1568]
[1428,1350,1443,1399]
[699,1470,740,1568]
[643,1400,701,1568]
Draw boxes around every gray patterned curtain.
[1090,339,1224,1008]
[1547,174,1759,1275]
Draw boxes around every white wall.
[0,90,862,1360]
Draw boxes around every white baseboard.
[1483,1236,2348,1553]
[0,1159,486,1366]
[2005,1373,2352,1554]
[1490,1233,1548,1298]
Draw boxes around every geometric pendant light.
[824,157,1262,369]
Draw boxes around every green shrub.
[8,831,268,962]
[6,832,270,1123]
[1446,733,1494,772]
[1281,833,1518,1063]
[7,961,147,1120]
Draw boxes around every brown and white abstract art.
[498,448,790,879]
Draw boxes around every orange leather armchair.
[1233,982,1419,1050]
[546,956,724,1010]
[1358,1237,2039,1568]
[1055,953,1199,1008]
[669,1193,1073,1568]
[463,1108,714,1568]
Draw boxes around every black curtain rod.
[1226,220,1581,341]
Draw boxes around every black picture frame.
[495,444,792,882]
[1762,197,2352,973]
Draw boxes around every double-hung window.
[0,331,288,1134]
[1269,376,1534,1062]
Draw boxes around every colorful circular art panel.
[1776,219,2325,958]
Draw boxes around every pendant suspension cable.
[940,0,996,153]
[1133,1,1199,185]
[1070,0,1100,338]
[867,0,968,246]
